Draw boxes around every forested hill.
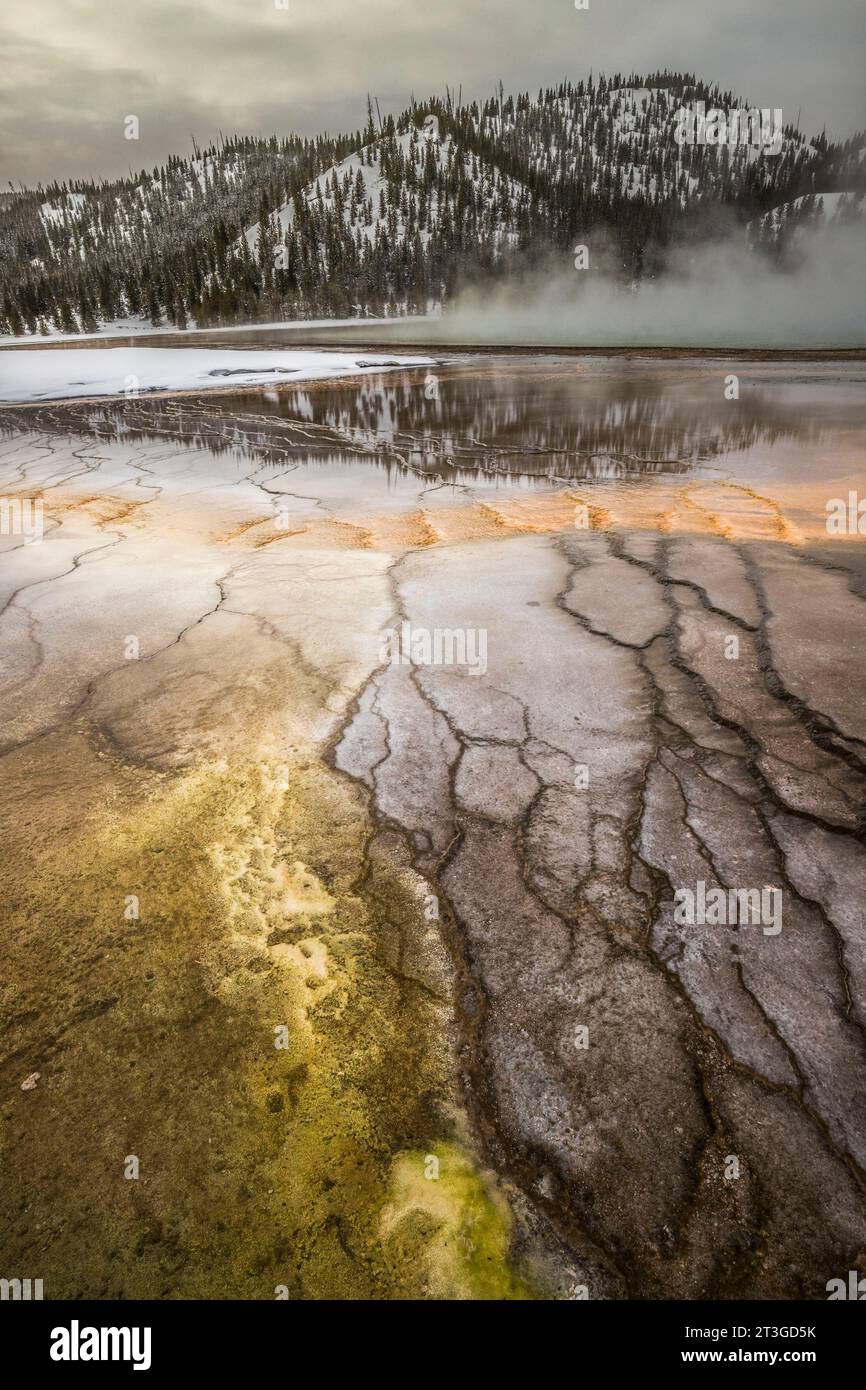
[2,73,864,335]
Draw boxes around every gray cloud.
[1,0,864,186]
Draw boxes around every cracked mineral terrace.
[0,354,864,1300]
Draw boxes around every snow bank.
[0,346,433,405]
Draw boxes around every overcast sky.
[2,0,864,186]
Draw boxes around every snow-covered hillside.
[752,189,865,235]
[242,127,532,258]
[2,74,863,335]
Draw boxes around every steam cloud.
[437,223,866,348]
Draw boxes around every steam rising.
[439,224,866,348]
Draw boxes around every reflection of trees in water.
[0,366,838,485]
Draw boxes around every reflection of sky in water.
[1,359,863,497]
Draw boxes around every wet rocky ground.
[0,356,864,1298]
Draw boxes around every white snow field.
[0,346,433,404]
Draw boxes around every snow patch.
[0,346,433,404]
